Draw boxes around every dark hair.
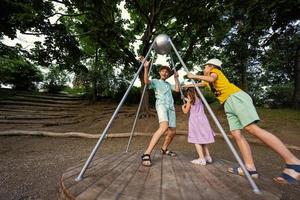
[183,87,198,105]
[159,65,171,73]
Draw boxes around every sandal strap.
[248,170,258,175]
[286,164,300,173]
[229,167,259,177]
[161,148,176,156]
[141,154,151,160]
[279,172,297,184]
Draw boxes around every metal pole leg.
[170,55,185,103]
[75,42,155,181]
[126,54,156,152]
[169,40,261,194]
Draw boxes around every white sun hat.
[204,58,222,67]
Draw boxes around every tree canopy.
[0,0,299,108]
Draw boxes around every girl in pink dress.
[182,87,215,165]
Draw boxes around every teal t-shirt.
[149,79,175,107]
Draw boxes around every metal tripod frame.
[125,54,157,152]
[75,35,261,194]
[170,55,185,104]
[169,40,260,194]
[75,42,155,181]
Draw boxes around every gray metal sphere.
[153,34,172,55]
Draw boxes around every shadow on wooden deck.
[60,150,281,200]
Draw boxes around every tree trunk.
[91,48,98,103]
[292,44,300,109]
[92,79,97,102]
[240,62,248,92]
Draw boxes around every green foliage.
[263,83,294,107]
[42,66,69,93]
[63,86,85,95]
[0,0,54,39]
[1,0,299,108]
[112,82,141,104]
[0,44,43,90]
[202,87,217,104]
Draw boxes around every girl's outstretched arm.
[182,97,191,114]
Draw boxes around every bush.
[263,83,293,107]
[42,66,69,93]
[112,81,142,104]
[0,56,43,91]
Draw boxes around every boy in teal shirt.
[139,56,180,167]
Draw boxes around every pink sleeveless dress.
[188,98,215,144]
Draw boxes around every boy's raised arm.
[143,63,150,84]
[181,97,191,114]
[174,71,180,92]
[139,56,150,85]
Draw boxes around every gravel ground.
[0,135,300,200]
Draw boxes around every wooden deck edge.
[59,176,76,200]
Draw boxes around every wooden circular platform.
[60,150,281,200]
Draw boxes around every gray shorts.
[156,104,176,128]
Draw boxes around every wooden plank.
[180,155,240,200]
[255,177,282,198]
[75,152,140,199]
[210,158,279,200]
[161,153,182,200]
[216,159,281,199]
[175,154,223,200]
[171,153,209,200]
[60,151,283,200]
[61,153,128,199]
[206,158,255,199]
[118,151,157,199]
[62,152,123,189]
[96,151,143,199]
[139,151,163,200]
[66,152,134,197]
[62,153,116,180]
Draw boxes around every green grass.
[63,87,85,95]
[257,107,300,121]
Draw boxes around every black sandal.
[228,166,260,179]
[161,148,177,157]
[141,154,152,167]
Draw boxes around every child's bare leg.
[203,144,213,163]
[203,144,210,157]
[231,129,256,171]
[244,124,300,165]
[195,144,205,159]
[144,121,169,156]
[191,144,206,165]
[161,127,176,151]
